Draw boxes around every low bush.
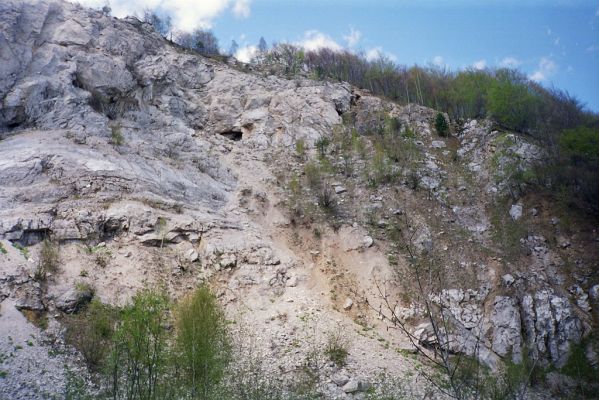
[317,186,337,213]
[64,300,116,371]
[35,239,59,280]
[434,112,449,137]
[324,332,349,367]
[109,124,124,146]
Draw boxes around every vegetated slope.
[0,1,597,399]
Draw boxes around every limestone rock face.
[0,1,596,398]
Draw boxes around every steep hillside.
[0,1,597,399]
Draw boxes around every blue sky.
[81,0,599,111]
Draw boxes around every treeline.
[259,45,599,215]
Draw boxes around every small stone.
[342,379,360,393]
[343,298,353,310]
[531,208,539,216]
[509,204,523,221]
[362,236,374,248]
[589,284,599,301]
[502,274,515,287]
[557,236,571,248]
[333,186,347,194]
[186,248,199,262]
[431,140,446,149]
[332,373,350,386]
[286,276,298,287]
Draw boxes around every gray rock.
[490,296,522,362]
[342,378,369,393]
[509,204,523,221]
[331,373,350,386]
[362,236,374,248]
[186,249,199,262]
[285,276,298,287]
[333,185,347,194]
[431,140,446,149]
[590,284,599,301]
[343,298,353,310]
[502,274,515,286]
[55,286,93,313]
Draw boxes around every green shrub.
[109,124,124,146]
[295,138,306,159]
[324,332,349,367]
[13,243,29,259]
[315,136,330,158]
[33,239,59,281]
[304,161,322,189]
[559,126,599,163]
[317,186,337,214]
[434,113,449,137]
[486,71,540,132]
[65,300,116,371]
[0,242,6,255]
[108,290,170,399]
[174,286,231,398]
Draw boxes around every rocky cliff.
[1,1,598,399]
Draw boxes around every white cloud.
[587,44,599,52]
[546,28,552,35]
[596,7,599,17]
[232,0,250,18]
[235,45,258,63]
[364,47,397,62]
[499,56,521,68]
[472,59,487,70]
[529,57,558,82]
[554,37,560,46]
[432,55,444,67]
[77,0,248,31]
[298,30,342,52]
[343,27,362,47]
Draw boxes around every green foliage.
[448,70,494,119]
[560,341,599,386]
[108,290,170,400]
[110,124,124,146]
[64,367,94,400]
[304,161,323,189]
[174,286,231,398]
[559,126,599,162]
[13,243,29,259]
[315,136,330,158]
[365,375,408,399]
[0,242,6,255]
[434,113,449,137]
[65,299,117,371]
[295,138,306,159]
[317,186,337,214]
[324,332,349,367]
[37,239,59,280]
[486,70,540,132]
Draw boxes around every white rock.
[502,274,515,286]
[362,236,374,248]
[285,276,298,287]
[431,140,446,149]
[343,298,353,310]
[333,185,347,194]
[509,204,523,221]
